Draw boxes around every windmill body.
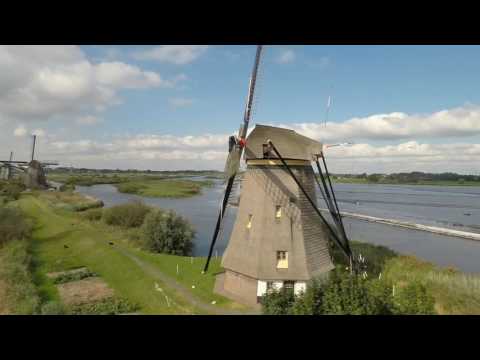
[214,125,335,306]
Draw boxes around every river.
[76,181,480,274]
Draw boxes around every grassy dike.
[15,193,245,314]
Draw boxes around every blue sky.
[78,45,480,136]
[2,45,480,173]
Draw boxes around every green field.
[12,193,248,314]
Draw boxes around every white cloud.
[168,97,195,109]
[14,125,27,137]
[0,45,180,123]
[133,45,209,65]
[324,141,480,174]
[95,62,165,89]
[278,105,480,143]
[276,49,296,64]
[76,115,102,126]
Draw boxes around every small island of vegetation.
[47,168,218,198]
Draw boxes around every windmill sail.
[204,45,264,273]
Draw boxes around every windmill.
[0,135,58,189]
[203,46,354,306]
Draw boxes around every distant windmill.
[0,134,58,189]
[203,46,354,307]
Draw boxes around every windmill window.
[276,251,288,269]
[275,205,282,219]
[246,214,253,229]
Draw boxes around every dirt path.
[114,245,260,315]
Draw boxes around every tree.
[141,210,195,256]
[261,288,296,315]
[367,174,381,183]
[102,201,151,228]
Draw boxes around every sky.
[1,45,480,174]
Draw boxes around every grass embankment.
[0,239,40,314]
[348,242,480,314]
[39,191,103,212]
[14,192,243,314]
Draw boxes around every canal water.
[76,181,480,274]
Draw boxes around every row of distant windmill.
[0,134,57,189]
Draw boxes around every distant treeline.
[333,172,480,183]
[50,167,223,175]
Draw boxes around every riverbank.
[3,189,480,314]
[10,191,249,314]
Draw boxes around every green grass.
[369,249,480,314]
[333,240,480,314]
[0,239,41,314]
[116,179,213,198]
[15,194,241,314]
[131,250,247,310]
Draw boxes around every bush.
[102,201,151,228]
[141,210,195,256]
[261,287,296,315]
[79,201,104,212]
[331,241,397,277]
[261,270,436,315]
[81,208,103,222]
[289,278,327,315]
[0,207,32,246]
[392,280,436,315]
[116,182,146,195]
[0,181,26,201]
[68,297,139,315]
[321,270,394,315]
[59,183,75,192]
[53,269,98,284]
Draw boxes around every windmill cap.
[244,124,323,161]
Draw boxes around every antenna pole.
[31,135,37,162]
[9,152,13,162]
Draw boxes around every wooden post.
[176,264,179,276]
